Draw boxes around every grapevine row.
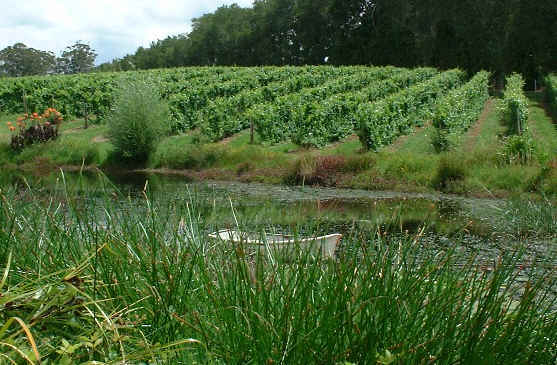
[250,67,438,146]
[432,71,490,134]
[199,66,405,141]
[501,73,529,135]
[357,69,466,151]
[544,74,557,115]
[178,66,373,133]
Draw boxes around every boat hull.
[208,229,342,259]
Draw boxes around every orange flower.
[17,116,24,122]
[32,112,38,117]
[9,126,16,131]
[44,121,51,126]
[6,121,12,126]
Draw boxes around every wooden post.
[83,103,89,129]
[22,90,28,116]
[250,120,254,144]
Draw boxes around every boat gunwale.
[208,229,342,246]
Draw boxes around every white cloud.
[0,0,253,63]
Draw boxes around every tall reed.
[0,179,555,363]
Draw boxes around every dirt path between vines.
[464,98,494,152]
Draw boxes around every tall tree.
[98,0,556,79]
[58,41,97,74]
[0,43,56,77]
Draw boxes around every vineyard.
[545,74,557,114]
[0,66,494,150]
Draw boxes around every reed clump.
[0,181,555,363]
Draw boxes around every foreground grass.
[0,180,555,363]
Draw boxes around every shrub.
[7,109,62,151]
[431,128,452,152]
[107,79,170,163]
[499,133,535,165]
[433,155,467,190]
[284,155,346,186]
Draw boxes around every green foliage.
[96,0,557,85]
[432,71,491,152]
[57,41,97,74]
[107,79,170,163]
[0,43,56,77]
[501,73,529,135]
[0,72,118,118]
[431,128,452,152]
[500,133,536,165]
[433,155,467,190]
[545,74,557,114]
[200,65,352,141]
[252,67,437,146]
[358,69,466,151]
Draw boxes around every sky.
[0,0,253,64]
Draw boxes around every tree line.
[98,0,556,87]
[3,1,555,86]
[0,41,97,77]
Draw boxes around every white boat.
[208,229,342,259]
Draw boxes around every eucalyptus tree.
[0,43,56,77]
[58,41,97,74]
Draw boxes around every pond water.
[3,169,556,278]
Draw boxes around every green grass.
[323,135,362,156]
[463,99,505,153]
[0,181,555,363]
[0,116,113,167]
[0,114,20,144]
[526,92,557,157]
[390,125,437,154]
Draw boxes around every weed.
[499,133,536,165]
[236,161,253,176]
[342,154,375,173]
[285,155,346,186]
[433,155,467,190]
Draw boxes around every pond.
[6,168,552,274]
